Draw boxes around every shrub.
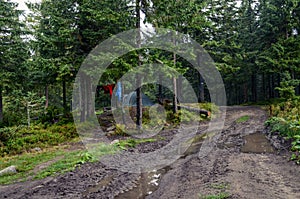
[0,123,78,157]
[266,98,300,164]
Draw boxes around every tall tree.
[0,0,28,123]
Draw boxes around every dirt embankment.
[1,106,299,199]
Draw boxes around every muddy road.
[1,106,300,199]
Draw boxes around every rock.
[33,147,42,152]
[107,131,115,136]
[0,166,17,176]
[107,126,116,132]
[110,139,120,145]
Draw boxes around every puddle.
[241,132,274,153]
[181,134,205,158]
[115,167,170,199]
[82,175,114,196]
[115,134,205,198]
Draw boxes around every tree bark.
[243,83,248,103]
[86,76,93,118]
[62,80,67,114]
[172,34,178,113]
[197,52,205,103]
[262,73,266,100]
[80,73,86,122]
[158,73,163,102]
[199,73,205,103]
[251,74,257,102]
[136,0,142,130]
[173,76,178,113]
[45,85,49,109]
[0,86,3,123]
[177,75,183,103]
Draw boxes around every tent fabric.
[102,84,115,97]
[115,82,122,102]
[123,91,154,107]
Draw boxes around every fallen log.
[178,105,210,117]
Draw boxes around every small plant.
[236,115,250,123]
[210,183,230,190]
[113,124,127,136]
[113,138,156,150]
[198,192,231,199]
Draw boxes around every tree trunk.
[199,73,205,103]
[0,86,3,123]
[86,76,93,118]
[251,74,257,102]
[177,75,183,103]
[45,85,49,109]
[172,34,178,113]
[158,73,163,102]
[173,76,178,113]
[80,73,86,122]
[136,0,142,130]
[262,73,266,100]
[62,80,67,115]
[197,52,205,103]
[268,74,272,99]
[243,83,248,103]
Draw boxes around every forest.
[0,0,300,195]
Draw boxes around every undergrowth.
[265,97,300,164]
[0,123,78,157]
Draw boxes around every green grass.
[0,149,65,184]
[236,115,250,123]
[198,192,231,199]
[210,183,230,190]
[113,138,157,150]
[34,150,90,179]
[0,142,119,184]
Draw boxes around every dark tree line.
[0,0,299,126]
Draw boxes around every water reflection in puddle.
[241,132,274,153]
[115,167,170,199]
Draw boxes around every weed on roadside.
[198,192,231,199]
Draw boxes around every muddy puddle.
[114,167,171,199]
[241,132,274,153]
[115,134,205,198]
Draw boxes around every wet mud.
[1,106,300,199]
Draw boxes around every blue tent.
[123,91,154,107]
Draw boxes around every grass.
[113,138,157,150]
[0,142,118,184]
[209,182,230,190]
[34,150,90,179]
[236,115,250,123]
[198,192,231,199]
[0,149,65,184]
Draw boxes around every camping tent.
[123,91,154,107]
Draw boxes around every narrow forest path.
[0,106,299,199]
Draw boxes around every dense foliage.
[0,0,299,160]
[266,98,300,164]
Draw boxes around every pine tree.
[0,0,28,123]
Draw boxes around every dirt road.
[1,106,299,199]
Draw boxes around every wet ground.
[1,106,300,199]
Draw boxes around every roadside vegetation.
[266,97,300,164]
[0,102,214,184]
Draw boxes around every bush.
[266,98,300,164]
[0,123,78,157]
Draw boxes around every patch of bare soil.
[0,106,299,199]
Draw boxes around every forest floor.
[0,106,299,199]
